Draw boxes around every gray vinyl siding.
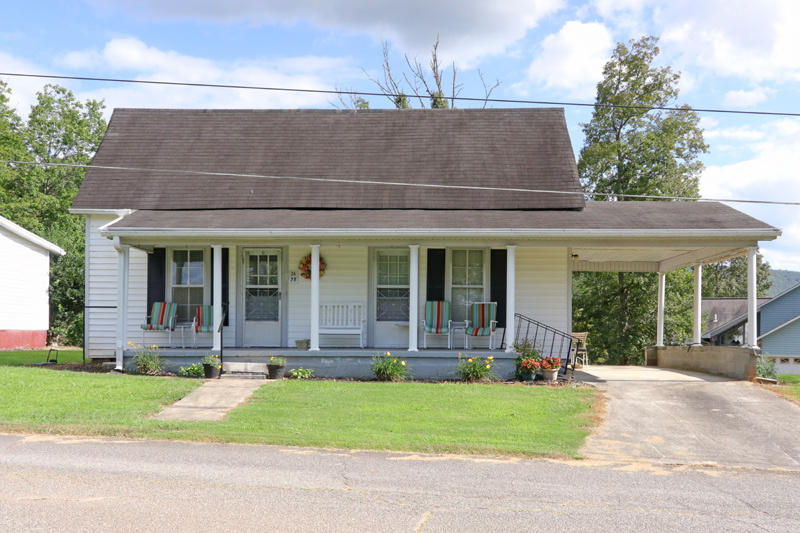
[760,286,800,333]
[762,318,800,357]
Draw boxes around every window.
[451,249,484,322]
[171,249,204,323]
[376,251,410,321]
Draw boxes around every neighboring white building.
[0,215,65,349]
[71,108,781,377]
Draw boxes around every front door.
[242,248,281,347]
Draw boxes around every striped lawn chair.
[140,302,177,346]
[465,302,498,350]
[422,301,452,349]
[192,305,214,348]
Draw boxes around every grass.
[0,349,84,366]
[0,367,599,458]
[776,374,800,404]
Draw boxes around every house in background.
[704,283,800,374]
[70,108,781,378]
[0,215,65,349]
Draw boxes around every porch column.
[112,237,129,370]
[746,246,758,347]
[656,271,666,347]
[408,245,420,351]
[212,245,223,351]
[692,263,702,346]
[310,245,320,351]
[505,245,516,352]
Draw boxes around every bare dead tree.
[329,84,370,110]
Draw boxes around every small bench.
[319,302,366,348]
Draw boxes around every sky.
[2,0,799,270]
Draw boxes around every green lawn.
[0,367,598,458]
[778,374,800,403]
[0,349,84,366]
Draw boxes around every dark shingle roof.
[109,202,778,232]
[72,108,584,211]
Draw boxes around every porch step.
[223,362,268,375]
[221,373,267,380]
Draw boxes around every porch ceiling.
[572,245,750,272]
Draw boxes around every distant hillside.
[769,269,800,297]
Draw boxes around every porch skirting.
[123,348,517,380]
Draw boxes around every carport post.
[310,245,320,351]
[746,246,758,347]
[656,271,665,347]
[692,263,702,346]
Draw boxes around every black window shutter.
[426,249,446,302]
[210,248,230,326]
[490,249,507,328]
[147,248,167,315]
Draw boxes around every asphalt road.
[1,433,798,532]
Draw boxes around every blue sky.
[3,0,799,270]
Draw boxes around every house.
[704,283,800,374]
[70,108,781,378]
[0,215,65,349]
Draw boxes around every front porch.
[129,347,518,380]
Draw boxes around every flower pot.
[267,364,286,380]
[295,340,309,350]
[203,363,221,379]
[542,368,558,381]
[520,371,534,382]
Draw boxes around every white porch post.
[310,245,320,351]
[656,271,666,347]
[505,245,516,352]
[408,245,419,352]
[212,245,223,351]
[113,237,129,370]
[746,246,758,347]
[693,263,703,346]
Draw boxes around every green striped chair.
[192,305,214,348]
[140,302,178,346]
[422,301,452,349]
[465,302,498,350]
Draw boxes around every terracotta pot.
[542,368,558,381]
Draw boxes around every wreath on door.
[299,253,327,279]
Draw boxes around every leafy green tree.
[0,83,106,345]
[574,37,708,365]
[703,252,771,298]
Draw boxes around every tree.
[703,252,771,298]
[0,83,106,345]
[358,36,500,109]
[574,37,709,365]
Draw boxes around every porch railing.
[507,313,575,375]
[218,305,228,374]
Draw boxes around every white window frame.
[447,248,489,323]
[167,247,210,325]
[374,248,411,323]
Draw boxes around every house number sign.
[289,271,299,284]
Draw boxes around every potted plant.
[518,358,540,381]
[201,354,222,379]
[267,356,287,380]
[295,338,310,350]
[540,356,562,381]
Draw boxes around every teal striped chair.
[140,302,177,346]
[192,305,214,348]
[465,302,498,350]
[422,301,452,349]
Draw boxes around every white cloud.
[86,0,565,67]
[56,38,356,110]
[0,51,56,118]
[704,126,766,142]
[722,87,774,108]
[518,21,613,99]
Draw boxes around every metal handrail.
[218,305,228,373]
[507,313,575,376]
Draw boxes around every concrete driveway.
[577,366,800,471]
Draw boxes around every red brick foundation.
[0,330,48,349]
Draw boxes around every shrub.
[757,355,778,380]
[371,352,410,381]
[289,367,314,379]
[455,353,498,382]
[179,363,205,377]
[126,343,166,375]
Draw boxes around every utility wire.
[1,71,799,118]
[2,159,799,206]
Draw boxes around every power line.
[1,71,799,118]
[2,159,799,206]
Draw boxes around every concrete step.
[221,373,267,380]
[223,362,268,374]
